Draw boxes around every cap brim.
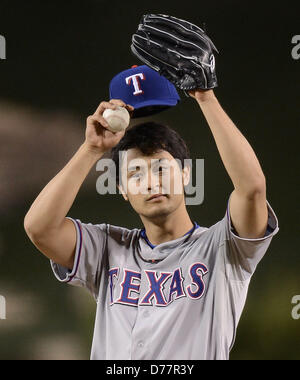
[130,98,179,118]
[131,98,179,109]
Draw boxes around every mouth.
[147,194,168,202]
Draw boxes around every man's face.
[119,148,190,219]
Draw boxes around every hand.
[188,89,215,103]
[85,99,134,154]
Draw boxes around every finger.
[110,100,135,115]
[94,101,118,115]
[103,128,118,138]
[109,99,127,108]
[87,114,109,129]
[126,104,135,111]
[109,98,135,110]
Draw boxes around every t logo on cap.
[125,73,145,96]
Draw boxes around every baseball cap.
[109,65,180,118]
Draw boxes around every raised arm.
[189,89,268,239]
[24,100,133,269]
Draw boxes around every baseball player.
[24,15,279,360]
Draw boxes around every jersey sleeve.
[216,197,279,281]
[50,217,108,299]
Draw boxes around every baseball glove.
[131,14,219,93]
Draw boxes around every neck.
[140,203,194,246]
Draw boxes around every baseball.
[103,106,130,133]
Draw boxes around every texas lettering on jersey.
[108,262,209,307]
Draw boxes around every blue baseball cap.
[109,65,180,118]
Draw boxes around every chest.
[107,260,218,308]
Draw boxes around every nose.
[147,170,161,194]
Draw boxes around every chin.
[141,202,176,220]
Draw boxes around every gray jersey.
[51,198,279,360]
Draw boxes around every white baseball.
[102,106,130,133]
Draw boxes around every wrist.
[194,89,216,104]
[80,142,106,160]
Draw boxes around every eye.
[156,166,168,175]
[131,171,143,179]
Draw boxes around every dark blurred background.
[0,0,299,360]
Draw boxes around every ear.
[182,165,191,187]
[118,184,129,201]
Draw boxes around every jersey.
[50,197,279,360]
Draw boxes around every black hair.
[110,121,190,185]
